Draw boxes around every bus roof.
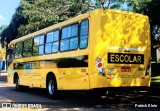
[8,9,148,47]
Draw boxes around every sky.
[0,0,20,26]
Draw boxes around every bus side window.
[23,39,32,57]
[33,35,44,55]
[7,49,12,60]
[80,19,89,49]
[7,48,14,66]
[45,30,59,54]
[61,24,78,51]
[10,48,14,60]
[15,42,23,58]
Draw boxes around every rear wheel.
[47,75,59,99]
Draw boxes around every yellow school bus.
[7,9,151,98]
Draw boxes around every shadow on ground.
[15,87,160,110]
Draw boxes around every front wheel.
[15,78,22,91]
[47,76,59,99]
[15,77,29,91]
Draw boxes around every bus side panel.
[33,53,90,90]
[56,68,89,90]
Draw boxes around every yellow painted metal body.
[7,9,151,90]
[89,9,151,89]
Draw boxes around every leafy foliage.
[0,5,27,47]
[139,0,160,61]
[0,0,92,47]
[1,0,160,62]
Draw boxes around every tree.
[92,0,152,11]
[0,5,27,47]
[0,0,92,47]
[18,0,92,36]
[139,0,160,61]
[0,25,7,34]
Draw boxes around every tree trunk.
[107,0,112,9]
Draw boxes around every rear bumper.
[90,74,151,89]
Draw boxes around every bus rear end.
[89,9,151,92]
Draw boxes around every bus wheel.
[15,78,22,91]
[47,75,58,99]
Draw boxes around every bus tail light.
[97,63,102,68]
[96,56,105,76]
[145,58,151,76]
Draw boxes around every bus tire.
[47,75,59,99]
[15,77,23,91]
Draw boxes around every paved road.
[0,81,160,111]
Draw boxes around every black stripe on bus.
[13,55,88,69]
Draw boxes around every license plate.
[121,67,131,72]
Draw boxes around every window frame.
[33,34,45,56]
[22,38,33,57]
[60,22,79,52]
[14,42,23,59]
[12,19,89,58]
[45,29,60,54]
[79,19,89,49]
